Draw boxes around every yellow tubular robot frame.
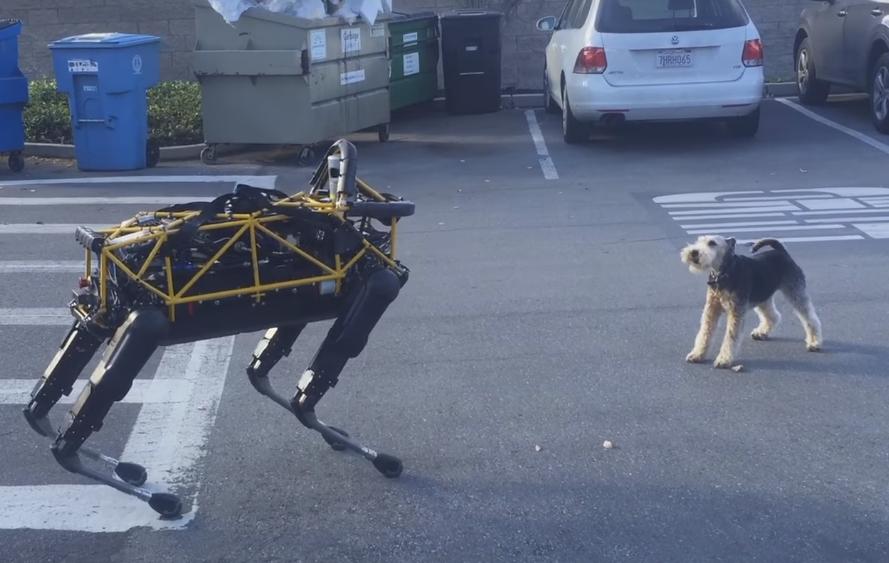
[82,177,401,323]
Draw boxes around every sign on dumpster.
[67,59,98,73]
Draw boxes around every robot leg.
[53,309,168,458]
[290,267,404,478]
[247,325,305,383]
[24,322,103,431]
[245,324,305,409]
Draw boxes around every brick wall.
[6,0,805,88]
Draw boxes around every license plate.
[656,50,693,68]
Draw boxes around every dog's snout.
[690,249,699,260]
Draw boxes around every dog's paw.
[713,356,734,369]
[686,351,706,363]
[751,330,769,341]
[806,342,822,352]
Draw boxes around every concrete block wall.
[5,0,196,82]
[5,0,806,87]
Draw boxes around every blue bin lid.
[50,33,159,49]
[0,19,22,40]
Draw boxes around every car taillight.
[742,39,763,67]
[574,47,607,74]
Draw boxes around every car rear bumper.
[566,69,764,121]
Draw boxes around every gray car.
[795,0,889,132]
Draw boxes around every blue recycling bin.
[50,33,160,171]
[0,19,28,172]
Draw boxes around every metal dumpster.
[387,13,438,111]
[193,0,391,164]
[0,19,28,172]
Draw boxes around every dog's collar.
[707,268,733,290]
[706,253,736,290]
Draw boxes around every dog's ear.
[726,237,736,250]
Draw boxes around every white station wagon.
[537,0,765,143]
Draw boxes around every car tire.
[727,107,760,138]
[796,38,830,105]
[870,53,889,134]
[543,71,559,114]
[562,89,587,144]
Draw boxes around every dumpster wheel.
[296,145,320,167]
[8,152,25,173]
[200,145,217,165]
[378,123,390,143]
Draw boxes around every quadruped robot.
[23,140,414,517]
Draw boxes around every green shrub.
[24,79,204,147]
[147,81,203,146]
[24,78,71,144]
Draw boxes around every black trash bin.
[440,11,501,114]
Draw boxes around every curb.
[431,92,543,110]
[24,142,207,161]
[764,82,797,98]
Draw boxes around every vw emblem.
[671,35,680,46]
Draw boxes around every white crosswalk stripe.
[0,196,214,205]
[0,177,247,532]
[0,224,101,234]
[654,187,889,243]
[0,308,71,325]
[0,175,277,189]
[0,261,82,273]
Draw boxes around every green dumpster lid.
[51,33,160,48]
[440,10,502,19]
[390,11,437,21]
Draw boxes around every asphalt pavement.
[1,96,887,562]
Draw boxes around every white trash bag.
[208,0,390,24]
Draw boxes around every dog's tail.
[751,238,788,254]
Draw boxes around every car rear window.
[597,0,749,33]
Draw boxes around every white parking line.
[670,212,789,221]
[0,308,71,325]
[0,175,277,188]
[793,208,889,216]
[775,98,889,157]
[524,110,559,180]
[853,223,889,238]
[668,206,800,216]
[738,235,864,244]
[805,215,889,223]
[0,261,82,273]
[678,219,797,229]
[685,224,845,235]
[0,337,235,532]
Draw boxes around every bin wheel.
[146,140,160,168]
[8,153,25,173]
[200,145,217,165]
[378,123,390,143]
[296,145,319,167]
